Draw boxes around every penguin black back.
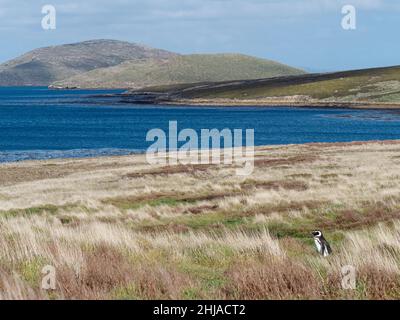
[311,230,332,257]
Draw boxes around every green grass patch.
[111,283,140,300]
[0,204,60,218]
[0,203,87,218]
[19,257,49,288]
[178,260,227,296]
[173,211,246,230]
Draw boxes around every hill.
[0,40,305,88]
[0,40,177,86]
[52,53,305,89]
[127,65,400,106]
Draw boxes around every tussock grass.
[1,141,400,299]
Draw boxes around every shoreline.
[158,99,400,110]
[12,86,400,110]
[1,139,400,166]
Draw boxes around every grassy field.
[1,141,400,299]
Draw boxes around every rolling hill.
[126,65,400,107]
[0,40,177,86]
[0,40,305,88]
[52,53,305,89]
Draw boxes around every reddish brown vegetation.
[356,267,400,299]
[221,258,326,299]
[124,164,212,178]
[57,245,133,299]
[317,207,400,231]
[241,179,309,191]
[184,204,219,214]
[51,244,198,299]
[305,140,400,149]
[254,155,318,168]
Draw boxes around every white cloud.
[0,0,394,29]
[0,0,398,67]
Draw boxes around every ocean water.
[1,86,400,163]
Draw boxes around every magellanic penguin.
[311,230,332,257]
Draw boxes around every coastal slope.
[127,65,400,107]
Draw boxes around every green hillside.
[52,54,305,89]
[141,65,400,104]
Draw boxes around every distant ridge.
[0,40,305,88]
[0,40,177,86]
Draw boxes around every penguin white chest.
[314,238,322,253]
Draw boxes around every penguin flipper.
[326,242,332,255]
[322,241,332,256]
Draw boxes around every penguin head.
[311,230,322,238]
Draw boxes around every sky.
[0,0,399,72]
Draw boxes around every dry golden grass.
[1,141,400,299]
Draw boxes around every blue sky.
[0,0,398,71]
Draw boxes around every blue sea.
[1,86,400,163]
